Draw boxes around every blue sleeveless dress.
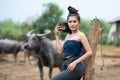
[51,40,84,80]
[63,40,83,58]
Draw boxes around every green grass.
[106,63,120,68]
[98,44,117,49]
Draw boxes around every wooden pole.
[83,18,103,80]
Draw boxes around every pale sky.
[0,0,120,23]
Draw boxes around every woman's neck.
[71,29,79,34]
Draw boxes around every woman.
[51,6,92,80]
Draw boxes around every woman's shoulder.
[78,32,89,45]
[78,31,86,37]
[78,31,88,41]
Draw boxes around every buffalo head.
[23,29,51,58]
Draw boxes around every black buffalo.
[24,29,63,80]
[0,39,22,62]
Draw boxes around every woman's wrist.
[55,31,59,35]
[74,58,82,64]
[55,34,59,40]
[55,32,59,37]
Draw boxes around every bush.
[108,40,120,46]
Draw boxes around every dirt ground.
[0,46,120,80]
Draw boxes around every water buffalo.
[24,29,63,80]
[0,39,22,62]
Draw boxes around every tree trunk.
[83,18,103,80]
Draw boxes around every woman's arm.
[74,33,92,64]
[55,26,63,54]
[67,33,92,72]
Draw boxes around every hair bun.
[68,6,78,14]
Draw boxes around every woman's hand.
[67,61,77,72]
[54,25,62,35]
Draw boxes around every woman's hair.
[67,6,81,22]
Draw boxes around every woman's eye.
[73,21,77,23]
[68,21,72,23]
[68,20,77,23]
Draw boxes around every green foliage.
[0,3,64,40]
[100,19,110,34]
[20,21,33,40]
[107,40,120,46]
[79,19,112,46]
[98,19,111,45]
[0,19,32,40]
[0,2,114,46]
[80,19,90,36]
[0,20,21,39]
[98,34,108,45]
[33,3,64,39]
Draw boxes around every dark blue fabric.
[51,58,84,80]
[51,40,84,80]
[63,40,83,57]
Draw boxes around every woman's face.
[68,16,80,31]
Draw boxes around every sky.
[0,0,120,23]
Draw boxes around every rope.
[100,30,104,71]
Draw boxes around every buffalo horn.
[27,29,36,37]
[36,29,51,37]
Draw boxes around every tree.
[33,3,64,39]
[0,19,22,40]
[83,18,103,80]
